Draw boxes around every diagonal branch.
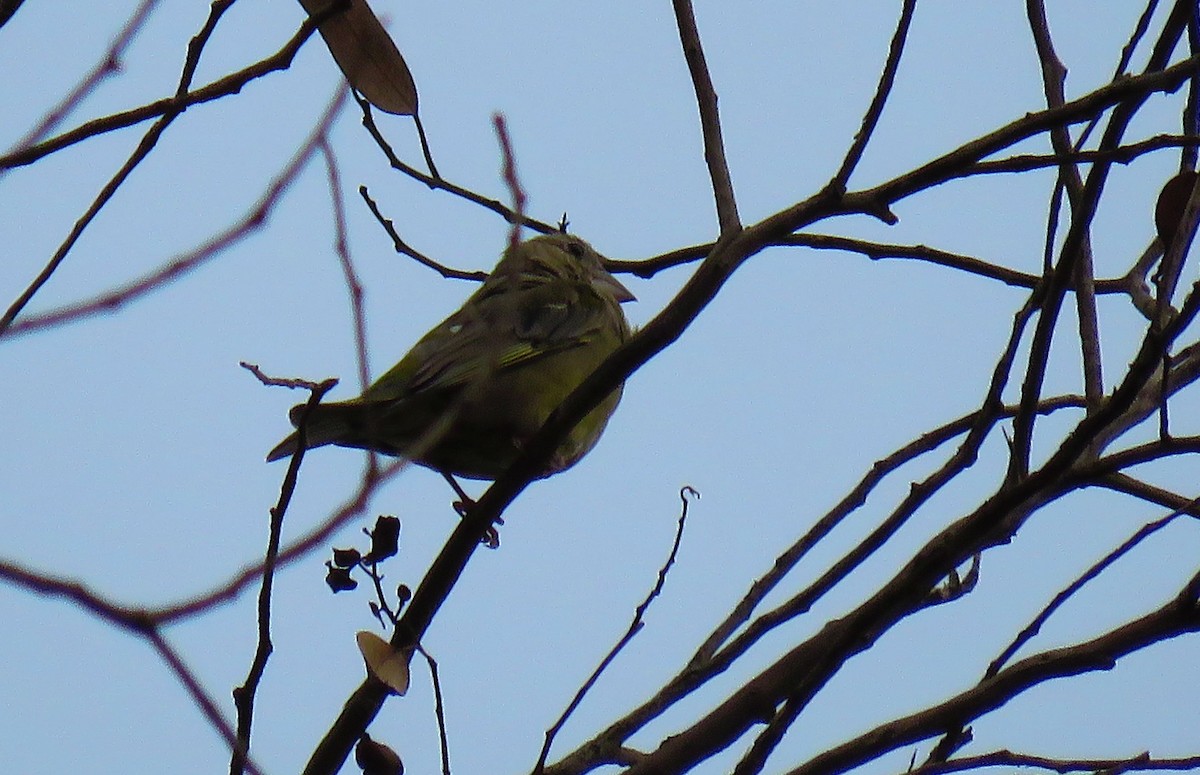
[1,87,349,339]
[0,8,328,335]
[1,0,162,160]
[786,573,1200,775]
[985,494,1200,678]
[0,14,325,171]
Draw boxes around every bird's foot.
[454,499,502,548]
[442,472,503,548]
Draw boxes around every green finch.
[267,233,634,479]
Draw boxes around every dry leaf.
[356,631,411,695]
[299,0,418,115]
[355,733,404,775]
[1155,170,1200,250]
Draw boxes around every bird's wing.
[400,279,606,396]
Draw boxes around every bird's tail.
[265,402,366,462]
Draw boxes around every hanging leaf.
[355,733,404,775]
[1154,170,1199,250]
[356,631,411,695]
[299,0,418,115]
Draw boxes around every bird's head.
[504,233,636,304]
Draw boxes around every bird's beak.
[598,271,636,303]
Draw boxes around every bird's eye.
[566,240,586,258]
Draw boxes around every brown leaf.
[300,0,418,115]
[355,733,404,775]
[1154,170,1199,250]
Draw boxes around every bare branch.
[534,487,698,774]
[830,0,917,189]
[671,0,740,234]
[359,185,488,282]
[985,495,1200,678]
[785,578,1200,775]
[0,15,325,172]
[2,0,162,158]
[1,87,350,339]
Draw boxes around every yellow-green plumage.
[267,233,634,479]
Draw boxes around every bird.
[267,232,634,480]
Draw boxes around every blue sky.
[2,2,1198,774]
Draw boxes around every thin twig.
[152,454,409,625]
[2,0,162,159]
[231,380,336,775]
[356,98,555,233]
[608,232,1134,291]
[1099,472,1200,514]
[2,86,350,339]
[830,0,918,189]
[0,559,267,775]
[969,133,1200,174]
[494,113,528,251]
[985,494,1200,678]
[359,186,487,281]
[412,112,439,179]
[1025,0,1105,409]
[784,570,1200,775]
[241,362,337,392]
[1008,14,1192,479]
[1186,9,1200,170]
[534,487,697,773]
[0,0,256,333]
[671,0,740,234]
[0,14,325,171]
[615,247,1200,775]
[916,748,1200,774]
[148,630,268,775]
[416,645,451,775]
[690,394,1082,669]
[319,139,371,395]
[733,691,805,775]
[853,52,1200,214]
